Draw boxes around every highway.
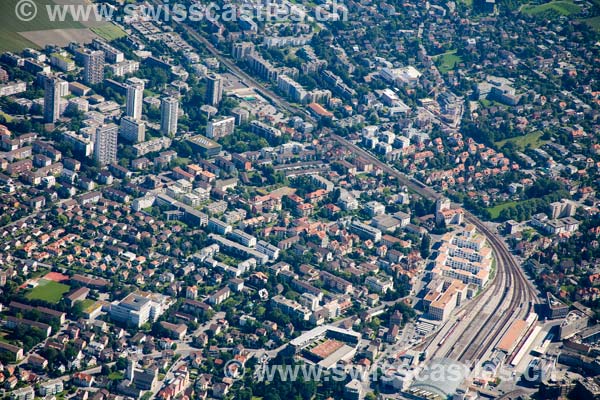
[329,134,540,367]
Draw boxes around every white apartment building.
[206,116,235,139]
[125,77,145,120]
[110,292,170,327]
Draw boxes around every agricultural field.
[0,0,84,52]
[0,0,123,52]
[25,279,70,304]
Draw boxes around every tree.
[420,234,431,258]
[57,214,68,226]
[238,389,253,400]
[71,301,85,319]
[115,357,128,371]
[255,306,266,319]
[0,214,10,226]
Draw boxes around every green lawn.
[433,50,463,73]
[521,1,581,16]
[0,0,85,52]
[108,371,124,381]
[581,16,600,32]
[0,111,13,122]
[25,279,70,304]
[0,330,12,344]
[486,201,519,220]
[480,98,505,108]
[495,131,548,151]
[91,23,127,41]
[78,298,96,311]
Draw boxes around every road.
[150,0,315,122]
[328,133,540,367]
[150,0,537,373]
[148,311,225,398]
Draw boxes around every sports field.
[25,278,71,304]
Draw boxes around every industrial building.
[187,135,222,158]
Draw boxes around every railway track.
[150,0,314,122]
[142,4,541,361]
[425,238,509,361]
[144,0,543,384]
[452,215,538,365]
[468,214,540,304]
[453,234,523,363]
[329,134,539,365]
[445,257,512,362]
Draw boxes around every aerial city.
[0,0,598,399]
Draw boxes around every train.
[438,320,460,347]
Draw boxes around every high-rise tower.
[125,77,145,120]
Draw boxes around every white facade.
[94,124,118,166]
[160,97,179,136]
[109,60,139,77]
[256,240,280,261]
[126,77,145,120]
[83,49,105,85]
[110,292,169,327]
[205,73,223,106]
[206,116,235,139]
[230,229,257,247]
[0,81,26,97]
